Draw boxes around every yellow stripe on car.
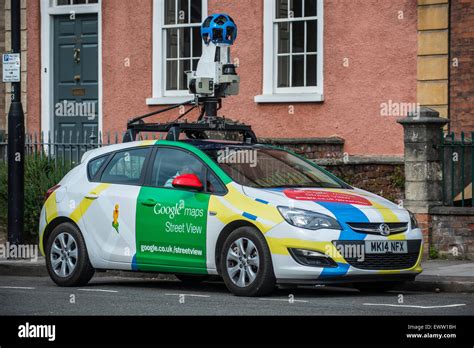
[70,183,111,223]
[265,237,348,264]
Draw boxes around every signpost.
[5,0,25,245]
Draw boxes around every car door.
[80,147,152,265]
[135,146,225,274]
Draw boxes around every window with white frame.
[255,0,323,103]
[56,0,98,5]
[148,0,207,104]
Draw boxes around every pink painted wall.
[28,0,417,155]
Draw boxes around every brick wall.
[429,206,474,260]
[450,0,474,133]
[259,137,345,160]
[414,213,431,258]
[325,162,405,204]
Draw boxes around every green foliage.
[429,246,439,260]
[0,156,72,243]
[390,166,405,190]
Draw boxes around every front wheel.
[220,226,276,297]
[45,222,95,287]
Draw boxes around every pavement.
[0,256,473,293]
[0,275,473,315]
[0,257,472,315]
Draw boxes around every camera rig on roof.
[123,13,256,144]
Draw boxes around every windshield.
[203,146,347,189]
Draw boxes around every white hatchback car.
[40,139,423,296]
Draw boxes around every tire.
[175,274,208,284]
[354,281,402,293]
[45,222,95,287]
[220,226,276,296]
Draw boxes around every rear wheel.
[354,281,401,293]
[220,226,275,297]
[45,222,95,287]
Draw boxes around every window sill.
[254,93,324,104]
[146,96,194,105]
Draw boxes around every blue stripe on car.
[319,262,350,278]
[255,198,269,204]
[315,202,370,241]
[242,212,257,221]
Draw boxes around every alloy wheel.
[50,232,78,278]
[226,237,260,287]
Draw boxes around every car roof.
[81,139,274,163]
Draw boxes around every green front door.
[54,14,98,145]
[135,147,210,274]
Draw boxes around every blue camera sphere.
[201,14,237,45]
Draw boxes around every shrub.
[429,246,439,260]
[0,156,72,244]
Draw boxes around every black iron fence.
[0,131,166,168]
[441,131,473,207]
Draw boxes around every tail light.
[44,184,61,202]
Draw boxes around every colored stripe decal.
[316,201,370,241]
[319,263,350,278]
[255,198,269,204]
[242,212,257,221]
[44,192,58,223]
[70,183,111,223]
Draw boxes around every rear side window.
[88,155,108,180]
[101,148,150,185]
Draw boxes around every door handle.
[73,48,81,64]
[140,198,157,206]
[84,193,99,200]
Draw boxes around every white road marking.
[0,286,35,290]
[77,288,118,293]
[259,298,308,303]
[165,293,210,298]
[363,303,466,309]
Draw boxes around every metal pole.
[7,0,25,245]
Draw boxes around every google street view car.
[39,135,423,296]
[39,13,422,296]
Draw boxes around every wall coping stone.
[259,137,345,145]
[314,155,404,166]
[429,206,474,216]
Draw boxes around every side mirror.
[172,173,204,191]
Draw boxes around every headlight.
[277,206,342,231]
[408,210,419,229]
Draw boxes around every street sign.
[2,53,21,83]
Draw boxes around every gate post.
[397,107,449,255]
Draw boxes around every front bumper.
[265,222,424,283]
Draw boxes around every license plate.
[364,240,408,254]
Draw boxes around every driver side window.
[150,147,225,195]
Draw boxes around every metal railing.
[441,131,473,207]
[0,131,128,168]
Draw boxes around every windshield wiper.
[265,184,323,189]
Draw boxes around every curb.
[0,261,178,281]
[1,262,472,293]
[397,276,474,293]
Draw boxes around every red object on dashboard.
[172,174,204,190]
[283,189,372,206]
